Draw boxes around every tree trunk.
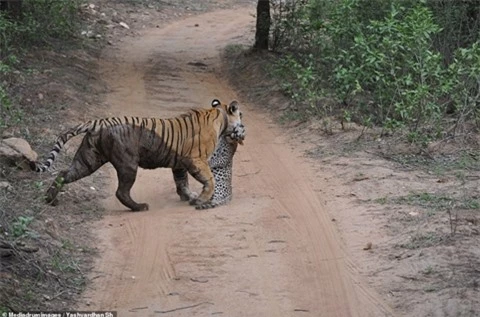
[254,0,270,50]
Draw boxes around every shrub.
[334,4,446,133]
[446,41,480,133]
[269,0,480,140]
[0,0,83,131]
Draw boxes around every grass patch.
[422,265,436,275]
[11,216,34,238]
[399,232,443,249]
[392,151,480,173]
[279,109,308,124]
[385,192,479,212]
[375,197,388,205]
[50,252,81,274]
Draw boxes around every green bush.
[269,0,480,140]
[0,57,22,129]
[446,41,480,132]
[11,215,34,238]
[20,0,82,45]
[334,5,445,131]
[0,0,83,131]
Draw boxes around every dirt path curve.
[79,7,393,317]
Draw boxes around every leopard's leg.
[172,168,197,201]
[46,136,106,205]
[196,164,232,210]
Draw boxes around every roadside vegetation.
[0,0,104,312]
[265,0,480,144]
[1,0,83,130]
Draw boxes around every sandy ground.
[76,7,393,317]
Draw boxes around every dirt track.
[79,8,393,316]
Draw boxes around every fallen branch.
[155,302,214,314]
[294,308,309,312]
[236,169,261,177]
[129,306,148,312]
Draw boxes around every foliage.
[427,1,480,64]
[273,53,323,114]
[0,0,83,131]
[11,216,34,238]
[445,41,480,133]
[334,4,446,134]
[1,0,82,57]
[14,0,82,46]
[269,0,480,141]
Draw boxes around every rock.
[45,218,60,240]
[0,138,38,170]
[119,22,130,29]
[0,181,13,192]
[363,242,373,250]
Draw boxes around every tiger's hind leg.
[111,159,148,212]
[46,137,106,205]
[172,168,198,201]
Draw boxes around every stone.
[0,181,13,192]
[0,138,38,170]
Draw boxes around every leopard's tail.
[31,121,97,172]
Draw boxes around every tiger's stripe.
[32,108,229,173]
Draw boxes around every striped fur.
[31,100,244,211]
[173,99,245,210]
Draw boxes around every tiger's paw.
[46,196,59,206]
[195,196,231,210]
[45,186,61,206]
[189,198,207,206]
[177,187,198,201]
[131,203,149,212]
[195,201,217,210]
[179,191,198,202]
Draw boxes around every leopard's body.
[196,136,238,210]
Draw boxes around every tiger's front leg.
[172,168,198,201]
[186,159,215,206]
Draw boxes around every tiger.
[172,99,242,210]
[30,100,245,211]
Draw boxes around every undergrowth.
[268,0,480,143]
[0,0,84,131]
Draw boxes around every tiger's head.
[212,99,245,145]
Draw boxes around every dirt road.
[79,8,393,316]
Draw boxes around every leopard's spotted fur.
[196,135,238,210]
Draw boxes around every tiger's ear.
[211,99,221,108]
[228,100,239,114]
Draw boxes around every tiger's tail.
[31,121,96,172]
